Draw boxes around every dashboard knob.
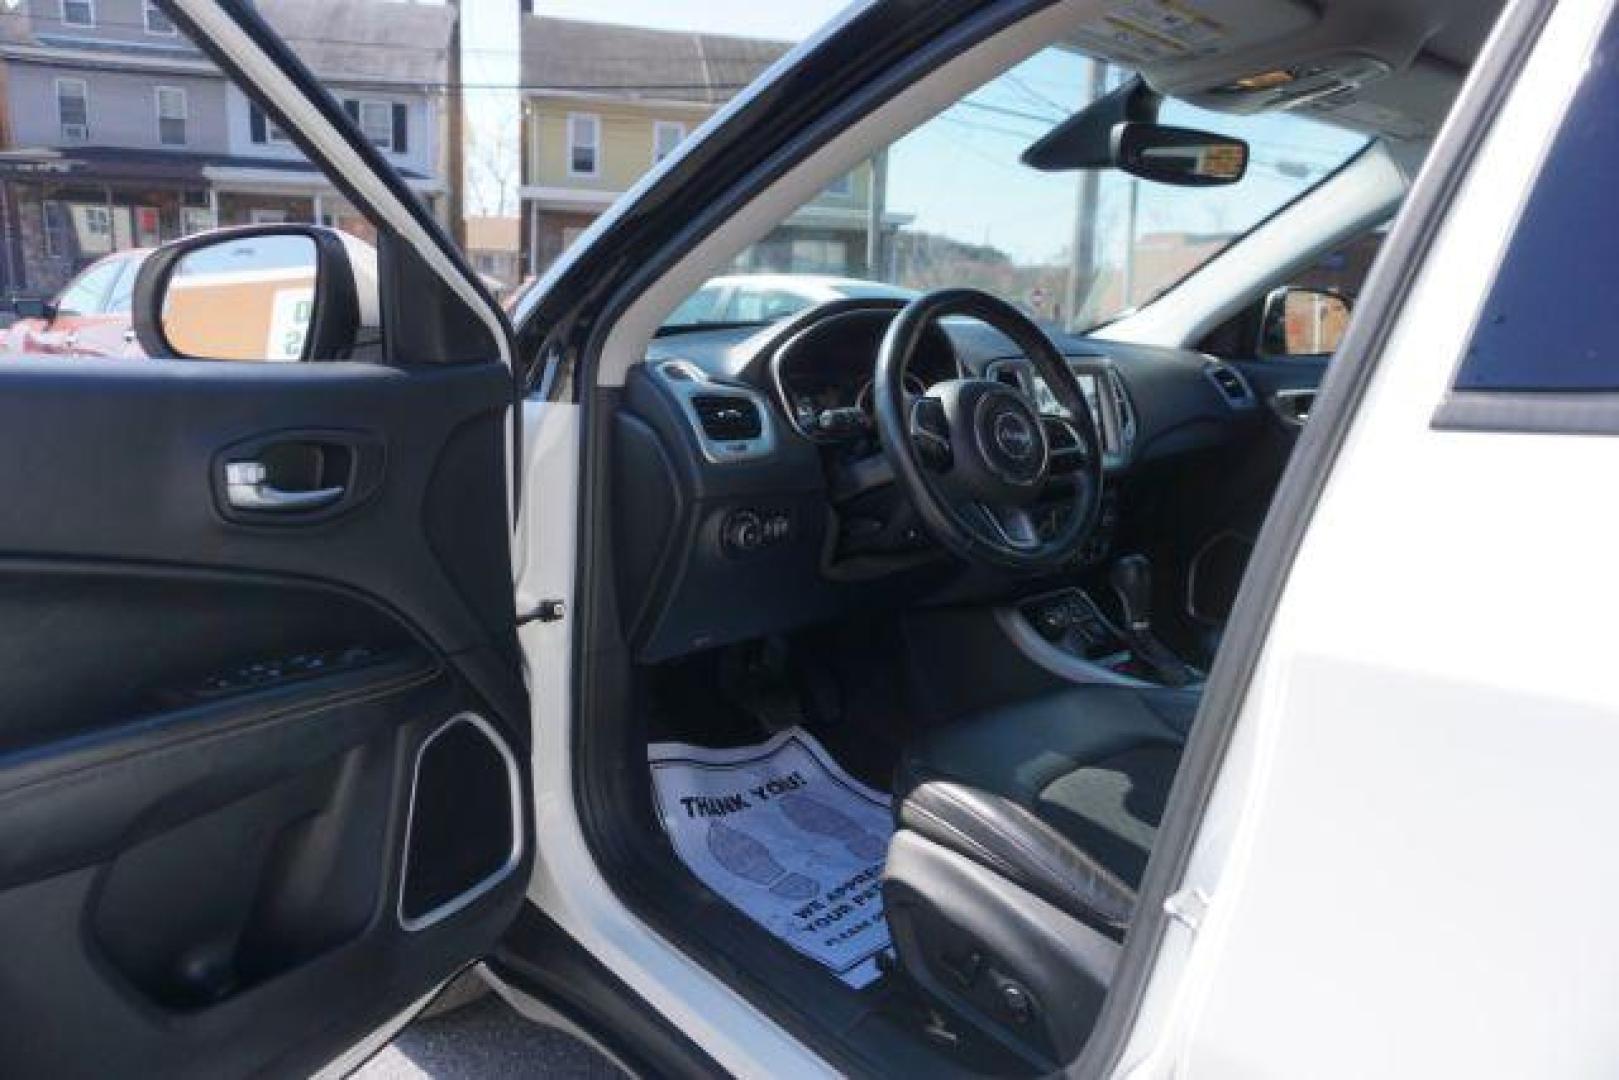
[721,510,764,554]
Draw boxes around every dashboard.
[617,299,1262,662]
[771,308,960,442]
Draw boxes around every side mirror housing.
[1259,286,1353,358]
[1112,122,1248,187]
[132,224,364,361]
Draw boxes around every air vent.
[1204,363,1254,407]
[691,395,762,442]
[1107,369,1136,447]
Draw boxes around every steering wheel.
[872,289,1104,570]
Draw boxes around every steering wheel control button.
[910,398,953,470]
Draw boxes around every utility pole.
[1062,58,1108,331]
[864,149,888,278]
[445,0,467,249]
[1121,176,1139,309]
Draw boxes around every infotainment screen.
[1031,371,1102,427]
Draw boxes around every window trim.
[144,0,176,35]
[155,85,188,147]
[356,99,395,152]
[59,0,95,28]
[41,200,69,260]
[567,112,601,178]
[55,77,89,142]
[651,120,686,165]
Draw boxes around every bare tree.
[465,112,519,219]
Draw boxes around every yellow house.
[519,17,890,277]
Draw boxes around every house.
[0,0,453,297]
[464,214,521,294]
[519,17,902,278]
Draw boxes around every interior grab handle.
[225,461,344,511]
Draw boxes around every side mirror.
[132,225,362,361]
[5,296,55,320]
[1259,286,1353,358]
[1113,122,1248,187]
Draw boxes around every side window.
[1201,228,1386,361]
[653,121,685,164]
[665,285,723,327]
[568,114,601,176]
[725,287,766,322]
[1450,15,1619,393]
[56,259,122,316]
[56,77,89,142]
[760,290,807,321]
[106,259,137,316]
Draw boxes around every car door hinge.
[519,599,567,625]
[1164,887,1212,932]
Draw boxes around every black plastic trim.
[1433,390,1619,435]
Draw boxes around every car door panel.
[0,357,530,1079]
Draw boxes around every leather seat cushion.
[896,684,1195,891]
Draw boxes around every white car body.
[667,273,917,327]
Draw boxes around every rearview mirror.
[1114,122,1248,187]
[132,225,363,362]
[1021,77,1248,187]
[1260,286,1352,358]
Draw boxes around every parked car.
[1,249,149,359]
[1,1,1614,1079]
[662,273,917,328]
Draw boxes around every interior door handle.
[225,461,344,511]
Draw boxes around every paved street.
[353,996,624,1079]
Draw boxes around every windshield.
[664,47,1368,334]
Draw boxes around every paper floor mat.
[648,727,893,989]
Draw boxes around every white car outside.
[662,273,917,328]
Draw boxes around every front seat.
[881,683,1196,1065]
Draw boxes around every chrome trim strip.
[653,359,778,464]
[993,605,1155,689]
[397,712,525,933]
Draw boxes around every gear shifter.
[1109,554,1154,635]
[1109,555,1195,687]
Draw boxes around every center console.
[1018,589,1167,684]
[1012,555,1201,689]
